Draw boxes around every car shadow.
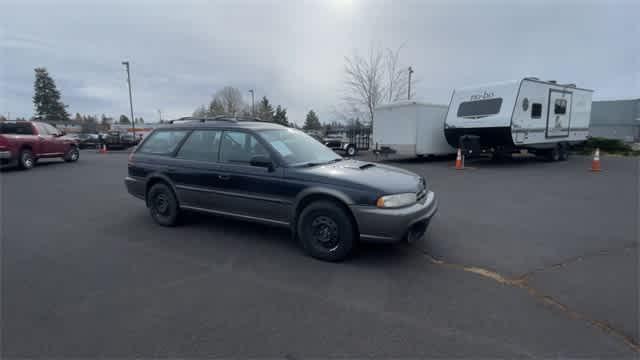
[177,210,416,265]
[0,159,66,172]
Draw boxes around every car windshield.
[259,128,341,166]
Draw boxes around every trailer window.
[531,103,542,119]
[554,99,567,115]
[457,98,503,118]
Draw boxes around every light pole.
[248,89,255,116]
[122,61,135,138]
[407,66,414,100]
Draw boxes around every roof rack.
[168,115,265,124]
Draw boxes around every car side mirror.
[250,155,274,170]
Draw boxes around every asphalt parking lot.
[1,150,638,358]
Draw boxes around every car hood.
[290,159,424,194]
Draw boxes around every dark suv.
[125,118,437,261]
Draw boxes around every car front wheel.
[147,183,180,226]
[297,200,355,261]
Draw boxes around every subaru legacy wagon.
[125,117,437,261]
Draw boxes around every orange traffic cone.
[455,148,464,170]
[590,148,601,172]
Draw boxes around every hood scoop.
[340,162,376,170]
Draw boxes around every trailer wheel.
[545,145,561,162]
[559,143,569,161]
[346,145,356,157]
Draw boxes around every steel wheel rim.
[71,149,79,160]
[311,215,340,252]
[154,193,170,216]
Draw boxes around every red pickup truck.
[0,121,80,170]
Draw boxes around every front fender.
[290,186,355,224]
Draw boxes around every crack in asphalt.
[515,243,638,282]
[419,249,640,353]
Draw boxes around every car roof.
[159,119,288,131]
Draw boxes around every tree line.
[192,86,290,126]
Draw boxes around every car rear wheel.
[64,146,80,162]
[148,183,180,226]
[18,149,35,170]
[346,145,356,157]
[297,200,355,261]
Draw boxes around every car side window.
[219,130,269,164]
[43,123,61,136]
[176,130,222,162]
[34,123,49,135]
[137,130,188,155]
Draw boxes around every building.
[590,99,640,142]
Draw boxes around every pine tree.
[303,110,321,130]
[273,105,288,126]
[119,114,131,124]
[256,96,274,122]
[33,68,70,122]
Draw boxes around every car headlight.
[376,193,417,208]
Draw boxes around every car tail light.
[128,148,136,164]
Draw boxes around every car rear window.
[457,98,503,118]
[0,122,34,135]
[137,130,188,155]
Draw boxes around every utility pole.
[407,66,414,100]
[157,109,162,123]
[121,61,135,138]
[248,89,255,116]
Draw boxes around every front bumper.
[0,151,12,159]
[350,191,438,243]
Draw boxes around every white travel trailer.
[444,78,593,161]
[373,101,454,157]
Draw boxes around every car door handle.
[218,175,230,180]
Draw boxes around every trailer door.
[546,90,572,138]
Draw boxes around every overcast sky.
[1,0,638,124]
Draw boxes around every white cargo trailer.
[373,101,454,157]
[444,78,593,161]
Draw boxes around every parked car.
[125,118,437,261]
[0,121,80,169]
[76,133,100,149]
[104,131,138,149]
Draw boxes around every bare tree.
[343,47,385,126]
[214,86,245,115]
[385,45,410,102]
[343,44,412,126]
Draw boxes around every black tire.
[559,143,569,161]
[297,200,355,261]
[64,146,80,162]
[346,145,356,157]
[18,149,35,170]
[545,145,560,162]
[147,183,180,226]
